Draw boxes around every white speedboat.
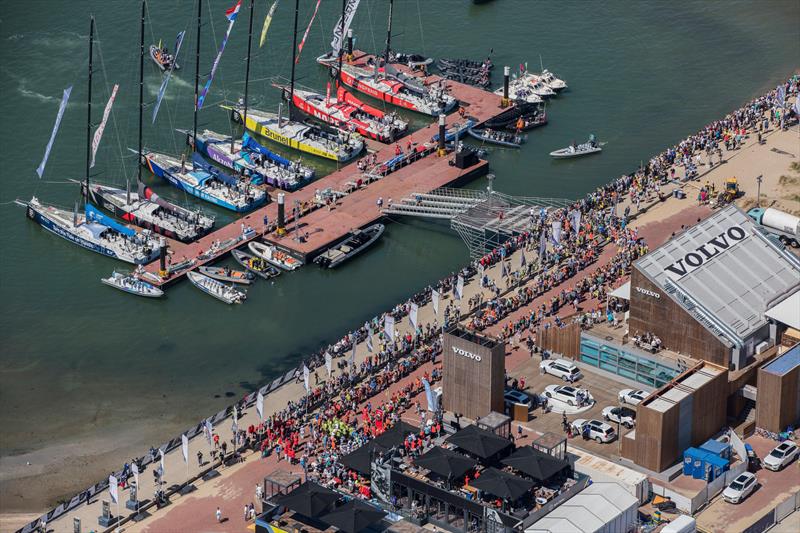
[248,241,302,271]
[18,197,161,265]
[494,80,543,104]
[101,271,164,297]
[519,72,556,97]
[539,69,567,91]
[187,271,246,304]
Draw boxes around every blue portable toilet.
[683,448,709,478]
[700,438,731,460]
[705,454,729,481]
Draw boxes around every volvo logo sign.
[635,287,661,299]
[452,346,482,362]
[664,226,747,280]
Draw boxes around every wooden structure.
[756,343,800,433]
[442,327,505,420]
[537,322,581,359]
[623,362,728,472]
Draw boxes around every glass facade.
[580,334,678,388]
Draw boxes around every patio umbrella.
[501,446,568,482]
[413,447,474,480]
[340,443,376,476]
[371,421,419,450]
[273,481,340,517]
[321,499,387,533]
[446,425,512,459]
[470,468,534,501]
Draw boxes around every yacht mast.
[288,0,299,120]
[138,0,145,183]
[85,17,95,199]
[193,0,202,152]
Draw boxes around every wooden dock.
[141,53,506,286]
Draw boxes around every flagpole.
[85,16,94,203]
[138,0,145,184]
[288,0,299,121]
[193,0,202,153]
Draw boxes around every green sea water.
[0,0,797,496]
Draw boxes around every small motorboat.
[149,43,179,71]
[539,69,567,91]
[187,271,246,304]
[493,80,543,104]
[231,249,281,280]
[467,127,526,148]
[101,271,164,298]
[314,224,385,268]
[550,135,602,159]
[198,265,255,285]
[248,241,302,271]
[391,52,433,68]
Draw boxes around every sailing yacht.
[20,16,160,265]
[189,129,314,190]
[281,84,408,143]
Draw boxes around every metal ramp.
[382,176,572,258]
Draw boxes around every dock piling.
[276,192,286,236]
[502,66,510,108]
[438,114,447,156]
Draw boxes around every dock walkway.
[142,53,505,285]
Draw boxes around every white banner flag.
[90,84,119,168]
[325,352,332,376]
[409,302,419,330]
[256,390,264,420]
[181,434,189,464]
[478,263,485,283]
[432,289,440,316]
[455,275,464,301]
[109,475,119,504]
[552,220,562,244]
[159,449,165,476]
[303,364,310,391]
[36,85,72,178]
[384,315,395,342]
[331,0,361,55]
[205,419,214,446]
[132,462,139,489]
[366,333,373,353]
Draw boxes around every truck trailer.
[747,207,800,247]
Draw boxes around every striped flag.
[455,275,464,300]
[325,351,332,376]
[197,1,241,110]
[366,332,373,352]
[296,0,322,64]
[409,302,419,329]
[36,85,72,178]
[226,0,242,21]
[152,31,185,123]
[303,364,310,391]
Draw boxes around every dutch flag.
[225,0,242,22]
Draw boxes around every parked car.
[722,472,757,504]
[602,406,636,428]
[543,384,586,406]
[570,419,616,443]
[618,389,648,405]
[504,389,533,409]
[763,441,799,471]
[540,359,583,382]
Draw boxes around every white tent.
[765,290,800,329]
[525,482,638,533]
[609,281,631,300]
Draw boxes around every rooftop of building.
[643,362,726,413]
[634,205,800,347]
[762,342,800,376]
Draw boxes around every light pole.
[756,175,763,208]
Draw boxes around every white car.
[543,384,586,406]
[722,472,757,504]
[763,441,799,471]
[570,419,616,443]
[618,389,648,405]
[602,406,636,428]
[540,359,583,382]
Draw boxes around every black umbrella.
[340,443,376,476]
[321,499,387,533]
[446,425,512,459]
[413,447,475,480]
[501,446,569,482]
[273,481,340,518]
[371,421,419,450]
[470,468,534,501]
